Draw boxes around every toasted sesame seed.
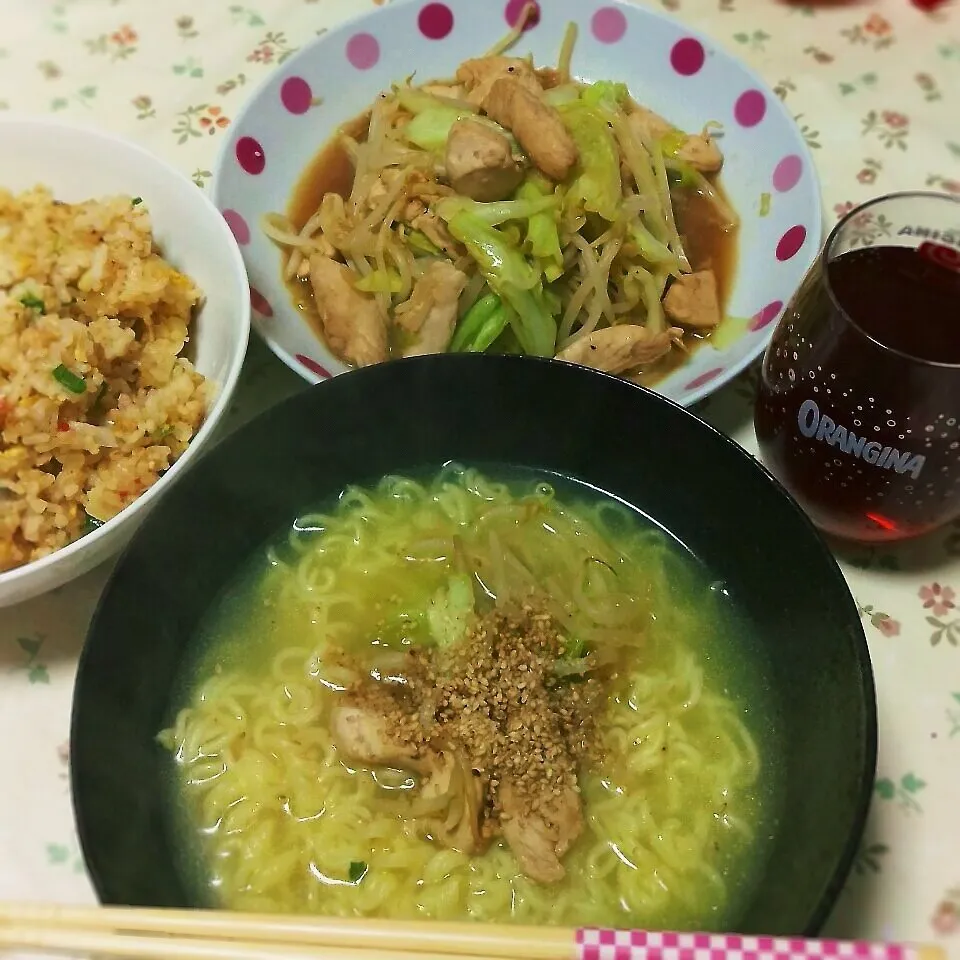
[341,599,602,822]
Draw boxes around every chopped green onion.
[82,512,104,537]
[451,293,499,350]
[89,381,109,417]
[450,293,509,353]
[131,197,143,206]
[151,425,174,442]
[348,861,368,883]
[19,293,46,313]
[52,364,86,394]
[563,635,590,660]
[441,210,558,357]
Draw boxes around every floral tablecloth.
[2,0,959,953]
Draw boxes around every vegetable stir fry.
[263,8,739,379]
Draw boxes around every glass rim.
[823,190,960,371]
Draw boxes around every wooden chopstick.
[0,925,485,960]
[0,903,574,960]
[0,903,948,960]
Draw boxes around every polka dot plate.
[212,0,823,406]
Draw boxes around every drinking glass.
[754,192,960,543]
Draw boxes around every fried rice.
[0,185,211,574]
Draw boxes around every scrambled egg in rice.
[0,186,210,574]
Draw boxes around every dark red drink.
[755,193,960,543]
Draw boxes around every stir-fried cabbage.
[261,12,738,378]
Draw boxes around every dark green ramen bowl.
[71,354,876,935]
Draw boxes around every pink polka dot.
[504,0,540,30]
[296,354,333,379]
[221,208,250,245]
[235,136,265,175]
[418,2,454,39]
[772,154,803,193]
[748,300,784,331]
[346,32,380,70]
[591,7,627,43]
[670,37,705,76]
[734,89,766,128]
[776,225,807,262]
[684,367,724,391]
[280,76,313,115]
[250,287,273,317]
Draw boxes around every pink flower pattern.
[920,583,957,617]
[859,603,901,637]
[875,616,901,637]
[915,584,960,647]
[931,888,960,937]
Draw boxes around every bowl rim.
[70,353,875,934]
[210,0,823,405]
[0,114,252,595]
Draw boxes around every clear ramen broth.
[283,114,739,386]
[160,466,780,930]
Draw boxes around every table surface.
[2,0,959,952]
